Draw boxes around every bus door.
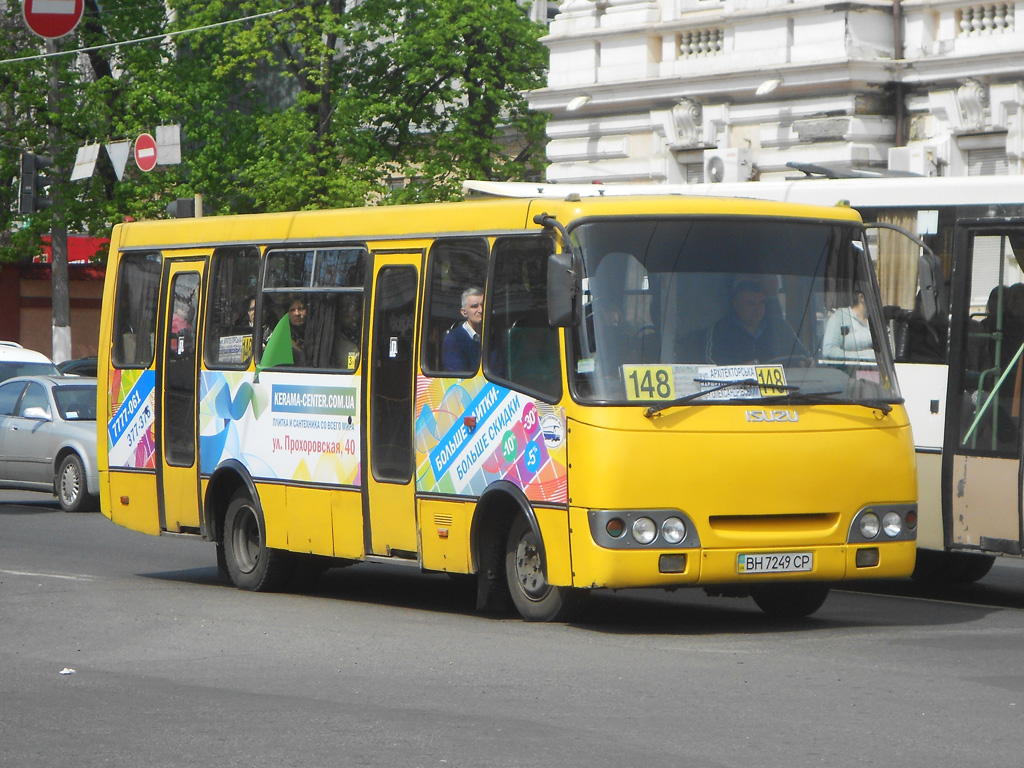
[364,251,423,558]
[157,259,205,533]
[945,219,1024,556]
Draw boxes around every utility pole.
[46,38,71,365]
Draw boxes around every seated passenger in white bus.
[822,291,875,361]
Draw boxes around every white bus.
[467,175,1024,582]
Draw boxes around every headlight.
[631,517,657,544]
[859,512,880,539]
[661,517,686,544]
[882,511,903,538]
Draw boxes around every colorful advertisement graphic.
[107,369,157,469]
[199,371,361,485]
[415,375,567,503]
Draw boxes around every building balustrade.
[677,28,724,58]
[957,3,1015,36]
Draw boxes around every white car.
[0,375,98,512]
[0,341,60,383]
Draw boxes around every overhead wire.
[0,8,286,65]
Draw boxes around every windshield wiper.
[771,390,895,415]
[644,378,762,417]
[643,378,896,418]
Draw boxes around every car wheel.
[57,453,93,513]
[222,490,292,591]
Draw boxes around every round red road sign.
[134,133,158,173]
[22,0,84,39]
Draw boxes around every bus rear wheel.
[504,515,585,622]
[222,491,292,592]
[749,583,829,618]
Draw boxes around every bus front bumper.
[567,525,916,590]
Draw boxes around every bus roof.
[111,194,862,251]
[464,176,1024,210]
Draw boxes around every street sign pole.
[46,36,70,364]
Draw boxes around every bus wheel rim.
[514,531,550,601]
[232,505,261,575]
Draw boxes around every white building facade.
[529,0,1024,183]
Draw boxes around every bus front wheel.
[222,491,292,592]
[504,516,585,622]
[749,583,829,619]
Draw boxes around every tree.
[162,0,549,209]
[1,0,551,243]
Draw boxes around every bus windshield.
[568,216,900,406]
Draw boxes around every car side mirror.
[22,406,51,421]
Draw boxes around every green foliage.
[0,0,550,262]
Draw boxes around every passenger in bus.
[822,291,875,361]
[241,295,256,330]
[331,293,362,370]
[169,303,194,357]
[286,295,308,366]
[707,280,808,365]
[442,286,483,372]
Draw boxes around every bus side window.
[485,235,561,402]
[112,252,161,368]
[259,246,366,371]
[204,247,260,369]
[422,237,489,377]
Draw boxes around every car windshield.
[567,216,900,406]
[53,384,97,421]
[0,361,59,383]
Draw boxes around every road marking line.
[0,569,93,582]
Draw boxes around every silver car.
[0,375,98,512]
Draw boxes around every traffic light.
[165,196,208,218]
[18,152,53,215]
[165,197,196,218]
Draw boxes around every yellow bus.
[97,194,917,620]
[470,176,1023,583]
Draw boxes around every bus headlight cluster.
[591,509,700,550]
[848,504,918,543]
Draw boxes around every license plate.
[737,552,813,574]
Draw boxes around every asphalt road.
[2,490,1023,768]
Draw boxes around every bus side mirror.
[884,305,912,361]
[918,252,948,324]
[547,251,580,327]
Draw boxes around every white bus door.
[945,220,1024,557]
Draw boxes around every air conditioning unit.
[703,147,753,183]
[888,145,933,176]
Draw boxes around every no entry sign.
[134,133,158,173]
[22,0,84,39]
